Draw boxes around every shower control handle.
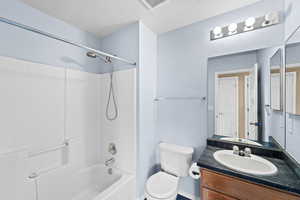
[108,143,117,155]
[105,157,115,167]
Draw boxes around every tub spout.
[105,158,115,167]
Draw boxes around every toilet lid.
[146,172,179,199]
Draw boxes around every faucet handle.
[244,147,251,157]
[233,145,239,155]
[108,143,117,155]
[105,157,115,167]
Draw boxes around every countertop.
[197,145,300,195]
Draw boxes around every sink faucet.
[244,147,251,157]
[233,145,239,155]
[233,146,251,157]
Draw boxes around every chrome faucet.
[108,143,117,155]
[105,157,115,167]
[233,145,239,155]
[233,146,251,157]
[244,147,252,157]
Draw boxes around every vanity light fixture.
[228,23,238,35]
[213,26,223,38]
[244,17,256,31]
[210,11,280,40]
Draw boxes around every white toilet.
[145,143,194,200]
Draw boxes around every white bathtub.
[72,164,135,200]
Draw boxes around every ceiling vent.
[140,0,170,9]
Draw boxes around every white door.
[286,72,297,114]
[271,73,281,110]
[247,64,258,140]
[216,77,239,137]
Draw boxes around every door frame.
[214,68,252,137]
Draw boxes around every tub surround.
[197,144,300,196]
[0,55,137,200]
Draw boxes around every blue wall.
[285,0,300,39]
[0,0,103,73]
[157,0,284,197]
[137,23,158,198]
[98,23,139,73]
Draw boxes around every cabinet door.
[202,188,237,200]
[201,169,300,200]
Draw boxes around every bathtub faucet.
[105,157,115,167]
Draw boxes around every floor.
[177,194,191,200]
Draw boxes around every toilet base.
[145,192,177,200]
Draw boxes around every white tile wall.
[0,150,35,200]
[0,56,65,154]
[100,68,137,173]
[66,69,102,168]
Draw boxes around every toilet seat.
[146,172,179,199]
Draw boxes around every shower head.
[86,51,97,58]
[87,51,112,63]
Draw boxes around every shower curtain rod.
[0,16,136,66]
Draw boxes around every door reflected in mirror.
[215,67,258,140]
[207,50,262,144]
[270,49,283,111]
[286,38,300,115]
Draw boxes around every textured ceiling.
[21,0,260,37]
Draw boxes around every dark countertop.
[197,145,300,195]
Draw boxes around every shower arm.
[0,16,136,66]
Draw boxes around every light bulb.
[265,12,276,22]
[244,17,256,31]
[263,12,278,26]
[213,26,223,38]
[228,23,237,35]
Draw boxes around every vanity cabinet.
[200,169,300,200]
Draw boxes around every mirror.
[270,49,283,111]
[285,28,300,115]
[207,46,285,148]
[285,26,300,163]
[207,50,263,146]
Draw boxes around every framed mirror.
[270,49,283,111]
[207,50,263,146]
[207,44,285,149]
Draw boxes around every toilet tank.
[159,143,194,177]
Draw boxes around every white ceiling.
[21,0,260,38]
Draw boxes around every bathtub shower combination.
[0,55,137,200]
[0,14,136,200]
[0,15,137,200]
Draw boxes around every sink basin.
[220,137,262,146]
[213,150,277,176]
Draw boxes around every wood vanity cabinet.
[200,169,300,200]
